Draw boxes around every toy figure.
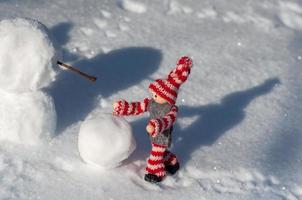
[113,56,193,183]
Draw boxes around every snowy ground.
[0,0,302,199]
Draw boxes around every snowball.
[0,18,58,93]
[78,113,136,169]
[0,90,57,145]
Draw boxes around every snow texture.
[117,0,146,14]
[0,18,57,93]
[0,90,56,145]
[0,18,58,145]
[279,2,302,30]
[78,113,136,168]
[0,0,302,200]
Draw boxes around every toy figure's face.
[149,89,168,104]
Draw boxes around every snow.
[0,18,58,145]
[117,0,147,14]
[0,18,58,93]
[0,90,56,145]
[279,2,302,31]
[197,8,218,19]
[78,113,136,169]
[167,1,192,15]
[0,0,301,199]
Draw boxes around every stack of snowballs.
[0,18,136,169]
[0,18,58,145]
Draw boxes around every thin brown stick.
[57,60,97,82]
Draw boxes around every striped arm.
[149,106,178,137]
[113,98,150,116]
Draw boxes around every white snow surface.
[78,113,135,168]
[0,0,302,200]
[117,0,147,14]
[0,90,57,145]
[0,18,57,93]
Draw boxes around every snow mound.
[78,113,136,169]
[0,18,58,93]
[279,2,302,30]
[117,0,146,14]
[0,91,57,145]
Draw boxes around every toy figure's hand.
[146,123,155,136]
[113,100,125,116]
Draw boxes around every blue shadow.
[47,47,162,134]
[174,78,280,165]
[48,22,78,62]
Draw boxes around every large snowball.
[0,90,57,145]
[78,113,136,169]
[0,18,58,93]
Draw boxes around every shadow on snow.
[128,78,280,166]
[47,22,162,134]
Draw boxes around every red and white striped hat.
[149,56,193,105]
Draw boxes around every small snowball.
[0,90,57,145]
[78,113,136,169]
[0,18,58,93]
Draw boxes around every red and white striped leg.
[145,143,167,178]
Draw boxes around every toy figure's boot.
[144,173,162,183]
[145,143,167,183]
[165,162,180,175]
[164,150,180,175]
